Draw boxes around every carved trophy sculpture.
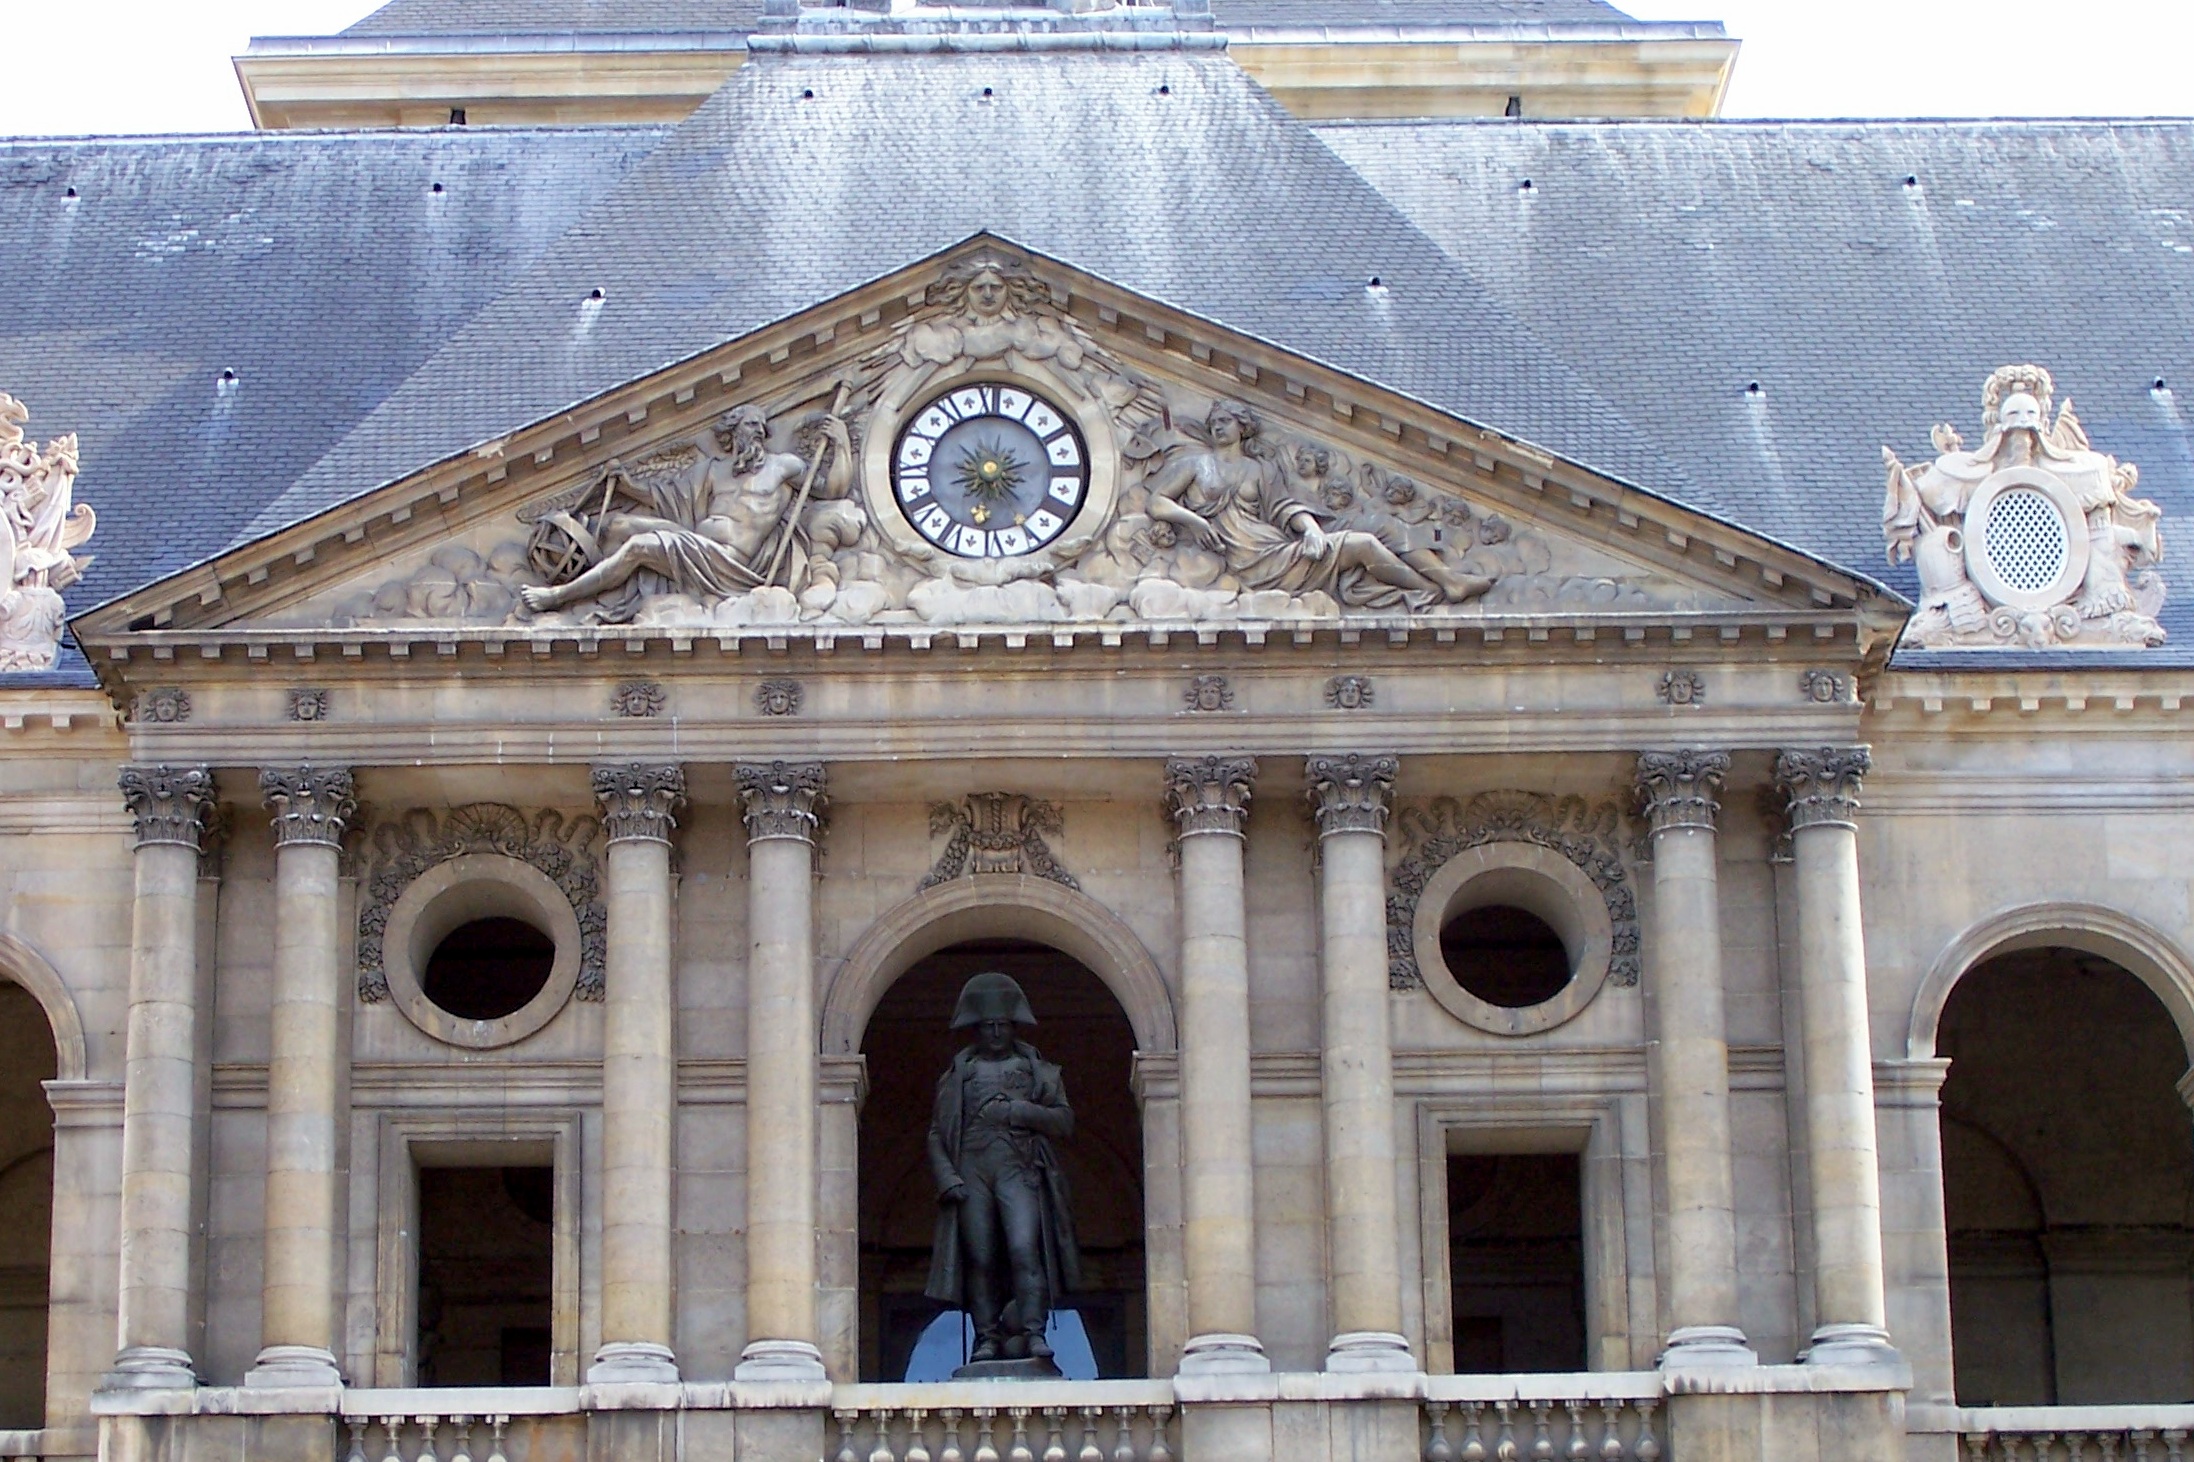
[0,394,95,671]
[1883,365,2165,648]
[925,972,1082,1378]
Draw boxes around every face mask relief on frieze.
[1883,363,2167,650]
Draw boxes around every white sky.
[0,0,2187,137]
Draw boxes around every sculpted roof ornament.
[1884,364,2165,650]
[0,394,96,672]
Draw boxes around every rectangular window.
[416,1165,555,1386]
[1448,1152,1586,1374]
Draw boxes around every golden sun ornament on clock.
[892,383,1090,557]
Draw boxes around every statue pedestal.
[951,1357,1064,1381]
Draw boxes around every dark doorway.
[417,1165,554,1386]
[1941,948,2194,1406]
[1449,1152,1586,1374]
[0,982,55,1428]
[858,938,1145,1381]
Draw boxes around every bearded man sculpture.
[925,972,1082,1376]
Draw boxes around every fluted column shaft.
[589,764,687,1384]
[246,767,356,1389]
[1307,754,1413,1373]
[1634,751,1756,1367]
[106,765,215,1391]
[1777,747,1899,1366]
[735,760,829,1382]
[1163,756,1268,1375]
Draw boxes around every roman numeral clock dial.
[891,384,1090,558]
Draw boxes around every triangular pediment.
[74,237,1897,659]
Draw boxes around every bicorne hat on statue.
[950,971,1037,1029]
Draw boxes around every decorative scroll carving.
[0,395,95,672]
[356,804,605,1004]
[1774,747,1871,832]
[611,681,665,718]
[118,764,215,851]
[592,764,686,845]
[1657,669,1705,707]
[1326,675,1374,710]
[1387,790,1639,991]
[1633,750,1730,837]
[259,766,356,849]
[756,679,803,717]
[737,760,827,844]
[921,792,1077,890]
[132,687,190,724]
[1306,753,1399,838]
[1183,675,1233,713]
[1884,365,2165,648]
[1162,755,1257,841]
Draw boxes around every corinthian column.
[104,765,215,1391]
[1162,756,1268,1375]
[1633,751,1756,1367]
[1307,753,1413,1374]
[245,767,357,1389]
[1775,747,1900,1367]
[589,764,687,1385]
[734,760,829,1382]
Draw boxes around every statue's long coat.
[924,1041,1083,1307]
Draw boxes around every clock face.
[892,383,1090,558]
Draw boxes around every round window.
[1440,904,1573,1010]
[422,917,557,1021]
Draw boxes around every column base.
[1179,1333,1271,1376]
[1659,1325,1759,1369]
[587,1341,681,1385]
[243,1344,343,1389]
[734,1339,827,1382]
[99,1346,199,1392]
[1323,1331,1417,1374]
[1801,1322,1904,1368]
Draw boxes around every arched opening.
[1941,946,2194,1405]
[857,938,1144,1382]
[0,981,56,1426]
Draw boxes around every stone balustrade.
[1917,1404,2194,1460]
[1420,1373,1664,1462]
[829,1381,1178,1462]
[340,1388,580,1462]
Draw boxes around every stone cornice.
[1632,749,1729,836]
[736,760,827,845]
[592,763,686,845]
[258,765,356,848]
[1306,753,1398,838]
[1773,746,1870,832]
[1162,754,1258,840]
[118,764,215,850]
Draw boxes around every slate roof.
[1315,117,2194,661]
[0,125,668,680]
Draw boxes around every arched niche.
[0,932,86,1083]
[822,876,1175,1056]
[1908,901,2194,1065]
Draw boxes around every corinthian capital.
[736,761,827,844]
[1774,747,1872,832]
[1305,753,1399,839]
[1633,750,1731,837]
[593,764,687,845]
[1163,755,1258,840]
[258,766,356,848]
[119,764,215,850]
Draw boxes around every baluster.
[973,1408,1001,1462]
[1634,1402,1661,1462]
[1424,1402,1456,1462]
[1597,1403,1622,1462]
[448,1415,474,1462]
[1078,1407,1105,1462]
[1964,1435,1992,1462]
[1460,1402,1488,1462]
[1565,1402,1589,1462]
[835,1410,861,1462]
[2168,1430,2189,1462]
[1112,1408,1136,1462]
[380,1417,406,1462]
[2068,1433,2092,1462]
[2103,1433,2126,1462]
[486,1416,511,1462]
[1494,1401,1519,1462]
[1531,1404,1555,1461]
[1146,1406,1173,1462]
[941,1409,967,1462]
[416,1415,441,1462]
[1042,1408,1069,1462]
[907,1409,933,1462]
[2039,1434,2060,1462]
[346,1419,369,1462]
[1008,1408,1036,1462]
[872,1407,901,1462]
[2135,1430,2160,1462]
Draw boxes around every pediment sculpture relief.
[1884,364,2166,649]
[318,253,1729,633]
[0,394,96,671]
